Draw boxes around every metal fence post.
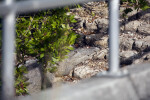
[97,0,128,77]
[1,0,16,100]
[108,0,120,73]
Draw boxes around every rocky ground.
[59,1,150,80]
[24,1,150,94]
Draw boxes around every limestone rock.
[83,20,98,32]
[132,39,150,52]
[141,36,150,43]
[120,38,134,50]
[123,20,141,31]
[133,40,144,51]
[73,59,107,78]
[55,47,100,76]
[120,50,138,65]
[73,65,99,78]
[138,22,150,34]
[133,59,144,65]
[24,59,55,94]
[25,66,42,94]
[93,49,108,60]
[120,50,137,59]
[94,36,108,48]
[23,47,100,94]
[85,34,103,46]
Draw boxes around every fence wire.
[0,0,120,100]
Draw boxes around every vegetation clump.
[16,8,77,71]
[0,7,77,96]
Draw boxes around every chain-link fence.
[0,0,122,100]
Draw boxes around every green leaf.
[30,17,33,21]
[141,5,150,10]
[77,4,81,8]
[67,46,74,50]
[40,53,44,58]
[21,17,26,21]
[49,67,57,73]
[61,24,66,28]
[52,57,59,62]
[70,18,77,23]
[51,22,57,28]
[40,48,45,52]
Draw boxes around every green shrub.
[15,66,29,96]
[0,65,29,96]
[0,7,77,96]
[15,7,77,94]
[16,8,77,70]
